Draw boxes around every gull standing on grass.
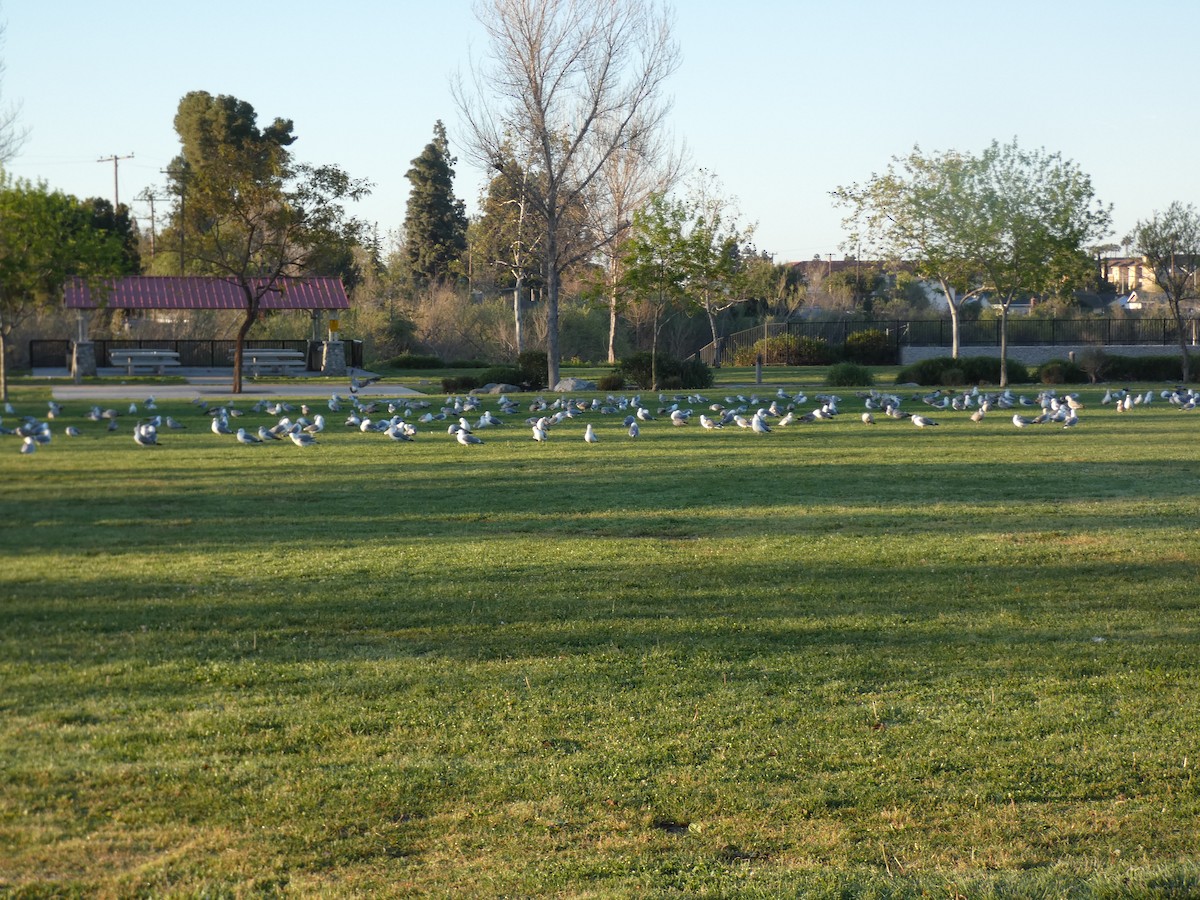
[456,428,483,446]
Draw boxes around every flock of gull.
[5,377,1197,455]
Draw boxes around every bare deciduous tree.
[455,0,679,388]
[0,21,28,166]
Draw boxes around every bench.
[231,348,309,376]
[109,349,183,375]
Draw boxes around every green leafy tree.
[401,121,467,287]
[621,193,691,389]
[739,252,805,318]
[1133,202,1200,382]
[835,146,990,358]
[837,140,1110,384]
[0,177,126,400]
[620,177,756,368]
[86,198,141,274]
[965,140,1111,385]
[680,171,757,351]
[159,91,370,393]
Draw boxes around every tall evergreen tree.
[401,121,467,286]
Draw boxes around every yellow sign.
[329,319,340,331]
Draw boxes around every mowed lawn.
[2,382,1200,897]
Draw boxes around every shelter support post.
[321,340,346,377]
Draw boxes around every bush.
[677,357,715,390]
[734,334,834,366]
[596,371,625,391]
[1078,347,1108,384]
[827,362,874,387]
[516,350,548,390]
[895,356,1030,386]
[1100,354,1199,383]
[618,352,713,390]
[478,366,524,387]
[441,374,480,392]
[445,359,490,369]
[384,352,443,370]
[940,367,966,386]
[1036,359,1088,385]
[843,329,897,365]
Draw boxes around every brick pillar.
[321,340,346,377]
[72,341,97,380]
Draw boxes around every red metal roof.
[64,276,350,310]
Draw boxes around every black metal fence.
[27,339,351,371]
[697,318,1197,367]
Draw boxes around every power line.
[97,153,134,208]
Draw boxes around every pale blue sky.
[4,0,1196,263]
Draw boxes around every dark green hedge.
[896,356,1031,386]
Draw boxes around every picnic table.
[109,348,182,375]
[231,348,309,376]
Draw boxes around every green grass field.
[3,379,1199,897]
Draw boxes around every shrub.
[478,366,524,387]
[734,334,834,366]
[445,359,490,369]
[895,357,954,386]
[516,350,548,390]
[677,357,714,389]
[827,362,874,387]
[1078,347,1108,383]
[896,356,1030,386]
[441,374,480,392]
[618,352,713,390]
[843,329,897,365]
[1100,354,1198,383]
[596,371,625,391]
[384,352,443,369]
[940,367,966,386]
[1036,359,1087,385]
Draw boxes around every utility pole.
[162,164,187,275]
[97,153,134,208]
[135,188,169,258]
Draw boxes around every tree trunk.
[1170,298,1191,383]
[650,302,659,392]
[545,259,560,391]
[948,299,961,360]
[706,304,720,353]
[998,303,1010,388]
[0,328,9,404]
[232,292,260,394]
[607,286,619,365]
[513,274,524,357]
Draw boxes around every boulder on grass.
[477,382,523,394]
[554,377,595,392]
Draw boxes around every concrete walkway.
[37,368,423,402]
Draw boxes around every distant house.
[1102,257,1157,294]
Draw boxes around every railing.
[694,318,1197,367]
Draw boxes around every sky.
[3,0,1198,264]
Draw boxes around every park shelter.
[64,275,350,314]
[63,276,352,376]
